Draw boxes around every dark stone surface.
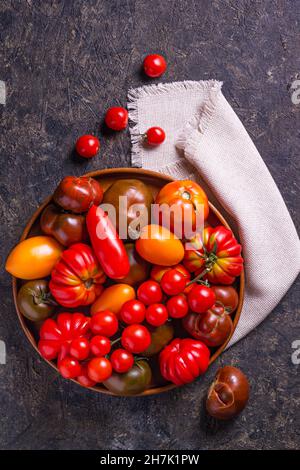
[0,0,299,450]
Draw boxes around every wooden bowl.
[12,168,244,396]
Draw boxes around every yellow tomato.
[136,224,184,266]
[91,284,136,317]
[6,236,63,280]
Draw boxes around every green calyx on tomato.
[17,280,56,322]
[103,360,152,396]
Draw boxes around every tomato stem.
[186,268,210,287]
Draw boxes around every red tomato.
[110,349,134,373]
[90,310,119,337]
[143,54,167,77]
[77,365,97,388]
[121,324,151,354]
[146,304,168,327]
[137,280,163,305]
[160,269,186,296]
[87,357,112,383]
[105,107,128,130]
[151,264,191,283]
[120,300,146,325]
[75,134,100,158]
[59,357,82,379]
[69,337,90,361]
[144,127,166,146]
[90,336,111,356]
[187,284,216,314]
[166,295,189,319]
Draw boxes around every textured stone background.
[0,0,299,450]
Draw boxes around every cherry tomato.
[90,336,111,356]
[137,280,163,305]
[90,310,119,337]
[69,337,90,361]
[77,365,97,388]
[59,357,82,379]
[146,304,168,327]
[143,54,167,78]
[160,269,186,295]
[121,324,151,354]
[144,127,165,146]
[166,294,189,319]
[87,357,112,382]
[120,300,146,325]
[105,107,128,130]
[75,134,100,158]
[110,349,134,373]
[187,284,216,314]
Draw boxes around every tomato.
[58,357,82,379]
[121,324,151,354]
[105,107,128,130]
[145,304,168,327]
[155,180,209,239]
[166,294,188,319]
[75,134,100,158]
[151,264,191,283]
[211,285,239,313]
[120,300,146,325]
[6,236,63,280]
[77,365,97,388]
[118,244,150,286]
[144,127,165,146]
[91,284,135,316]
[104,360,152,396]
[53,176,103,213]
[160,269,186,295]
[136,224,184,266]
[49,243,106,308]
[143,323,174,357]
[86,205,130,280]
[159,338,210,386]
[90,311,118,337]
[87,357,112,383]
[69,337,90,361]
[90,336,111,356]
[182,304,233,347]
[184,226,244,285]
[143,54,167,77]
[40,204,87,246]
[137,280,163,305]
[110,349,134,373]
[187,284,216,314]
[17,279,56,322]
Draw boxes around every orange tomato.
[136,224,184,266]
[91,284,136,317]
[6,236,63,280]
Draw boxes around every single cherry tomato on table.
[187,284,216,314]
[166,294,189,319]
[90,310,119,337]
[90,336,111,357]
[120,300,146,325]
[146,303,168,327]
[105,107,128,130]
[110,349,134,373]
[75,134,100,158]
[69,337,90,361]
[137,280,163,305]
[59,357,82,379]
[144,127,166,146]
[143,54,167,78]
[121,324,151,354]
[87,357,112,383]
[161,268,186,296]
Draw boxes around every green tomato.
[143,323,174,357]
[103,360,152,396]
[17,280,56,322]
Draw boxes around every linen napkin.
[127,80,300,346]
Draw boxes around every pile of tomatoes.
[6,172,244,395]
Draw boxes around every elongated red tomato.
[86,205,130,280]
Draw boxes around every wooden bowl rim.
[12,167,244,397]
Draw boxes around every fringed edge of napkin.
[127,80,223,169]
